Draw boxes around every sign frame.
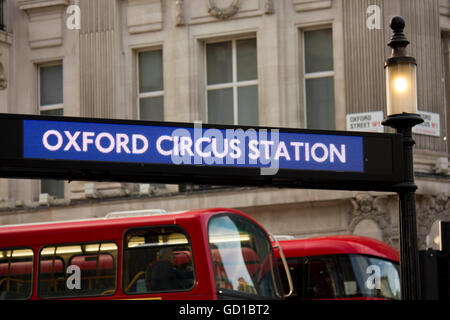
[0,113,404,192]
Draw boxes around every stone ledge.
[292,0,331,12]
[440,0,450,16]
[18,0,69,11]
[0,31,13,46]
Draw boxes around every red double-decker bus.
[0,208,291,300]
[276,235,401,300]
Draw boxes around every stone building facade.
[0,0,449,251]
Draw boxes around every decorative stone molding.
[0,74,6,90]
[292,0,331,12]
[175,0,185,26]
[207,0,240,20]
[19,0,69,49]
[348,194,395,246]
[417,193,450,249]
[189,0,260,24]
[0,60,6,90]
[127,0,163,34]
[440,0,450,16]
[264,0,274,14]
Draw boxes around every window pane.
[139,50,163,93]
[207,41,232,85]
[40,65,63,106]
[40,109,63,117]
[237,38,258,81]
[238,85,258,126]
[41,180,64,199]
[139,96,164,121]
[208,214,283,298]
[304,29,333,73]
[38,242,118,298]
[306,77,335,130]
[0,248,34,300]
[304,257,338,299]
[123,227,195,294]
[208,88,234,125]
[279,257,305,300]
[339,255,401,300]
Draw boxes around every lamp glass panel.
[386,63,418,115]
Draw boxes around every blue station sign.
[0,114,403,191]
[23,119,364,174]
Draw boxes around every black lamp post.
[382,16,423,300]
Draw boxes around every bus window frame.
[207,213,284,300]
[122,224,196,295]
[280,256,306,300]
[0,246,34,300]
[37,241,119,299]
[284,254,401,300]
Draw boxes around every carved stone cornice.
[18,0,69,49]
[207,0,240,20]
[127,0,163,34]
[348,194,394,246]
[175,0,185,26]
[264,0,274,14]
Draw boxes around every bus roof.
[278,235,399,262]
[0,208,255,248]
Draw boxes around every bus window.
[279,258,305,300]
[0,248,33,300]
[208,214,283,299]
[336,254,401,299]
[123,227,195,294]
[38,242,118,298]
[304,257,339,299]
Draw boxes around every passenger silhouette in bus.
[148,248,193,291]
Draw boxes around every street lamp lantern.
[384,16,422,127]
[382,16,423,300]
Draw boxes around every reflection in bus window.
[0,248,33,300]
[208,214,283,299]
[38,242,118,298]
[338,254,401,299]
[123,227,195,294]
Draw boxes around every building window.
[206,38,259,126]
[303,28,335,130]
[138,49,164,121]
[0,0,5,31]
[39,63,64,199]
